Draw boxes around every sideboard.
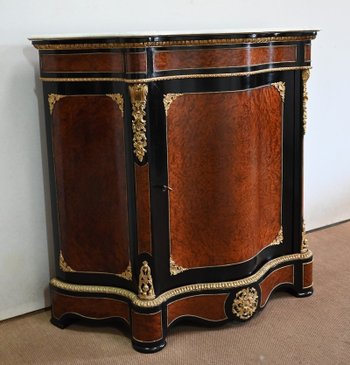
[31,29,317,352]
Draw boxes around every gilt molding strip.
[40,66,312,84]
[51,250,312,308]
[33,35,315,51]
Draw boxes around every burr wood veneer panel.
[135,164,152,254]
[167,86,282,269]
[131,311,163,342]
[304,45,311,62]
[52,96,129,274]
[52,292,130,323]
[259,265,294,307]
[167,294,229,326]
[303,261,313,288]
[41,52,147,73]
[154,45,297,71]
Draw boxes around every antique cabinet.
[31,29,317,352]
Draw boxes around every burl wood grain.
[125,52,147,73]
[167,294,229,326]
[167,86,282,268]
[52,291,130,323]
[154,45,297,71]
[135,164,152,254]
[304,45,311,62]
[41,52,146,73]
[259,265,294,307]
[52,95,129,274]
[131,311,163,342]
[303,261,313,288]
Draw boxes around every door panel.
[166,85,283,270]
[51,95,129,275]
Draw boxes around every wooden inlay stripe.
[259,265,294,307]
[167,294,229,326]
[135,164,152,255]
[131,311,163,342]
[52,292,130,323]
[303,261,313,288]
[304,45,311,62]
[154,45,297,71]
[41,52,147,73]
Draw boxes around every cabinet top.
[30,29,317,49]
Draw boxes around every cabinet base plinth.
[290,287,314,298]
[132,341,167,353]
[50,252,313,352]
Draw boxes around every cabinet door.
[165,85,284,271]
[50,94,130,277]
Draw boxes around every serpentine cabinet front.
[31,30,317,352]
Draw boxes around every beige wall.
[0,0,348,320]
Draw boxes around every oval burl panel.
[166,85,283,269]
[52,95,129,274]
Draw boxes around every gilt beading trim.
[40,66,312,84]
[51,249,312,308]
[33,35,316,51]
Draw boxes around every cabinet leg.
[287,259,314,298]
[50,314,76,329]
[131,309,166,353]
[290,287,313,298]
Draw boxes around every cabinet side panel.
[52,95,129,274]
[167,87,282,268]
